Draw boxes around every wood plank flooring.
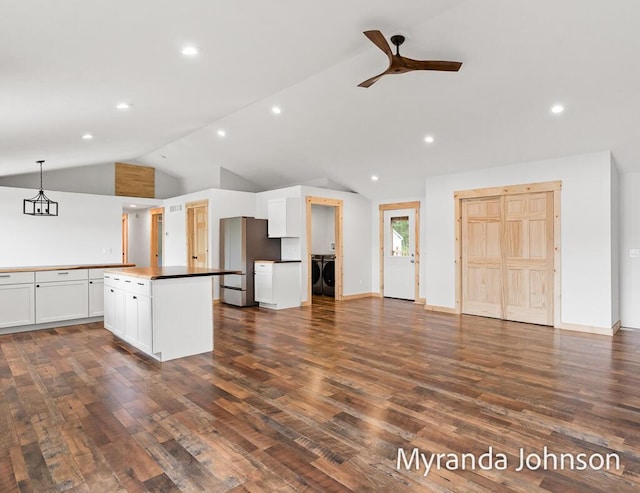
[1,297,640,492]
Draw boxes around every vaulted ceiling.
[2,0,639,199]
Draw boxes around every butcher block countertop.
[0,263,135,274]
[105,266,241,280]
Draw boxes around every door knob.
[192,256,198,259]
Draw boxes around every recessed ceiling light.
[116,102,131,110]
[271,106,282,115]
[82,133,93,140]
[424,135,435,143]
[217,130,226,137]
[551,104,565,114]
[181,46,198,56]
[130,204,137,208]
[371,175,379,181]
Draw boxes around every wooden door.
[186,201,208,268]
[462,197,503,318]
[504,192,554,325]
[122,214,129,263]
[461,192,554,325]
[150,207,164,267]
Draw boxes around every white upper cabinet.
[268,197,301,238]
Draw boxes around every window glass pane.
[390,216,409,256]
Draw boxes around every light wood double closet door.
[462,192,554,326]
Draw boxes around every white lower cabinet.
[88,279,104,317]
[107,275,153,354]
[35,279,89,324]
[254,261,301,310]
[0,283,35,328]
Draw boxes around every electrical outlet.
[630,248,640,258]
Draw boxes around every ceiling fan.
[358,30,462,88]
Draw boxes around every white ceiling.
[2,0,640,199]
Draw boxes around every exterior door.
[461,192,554,325]
[186,201,208,268]
[383,208,415,300]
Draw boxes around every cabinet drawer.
[0,272,34,285]
[89,268,104,279]
[36,269,88,283]
[104,274,123,289]
[131,279,152,297]
[120,276,151,296]
[254,262,273,273]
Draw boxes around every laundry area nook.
[310,203,337,300]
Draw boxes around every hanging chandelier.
[23,160,58,216]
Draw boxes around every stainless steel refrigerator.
[220,217,281,306]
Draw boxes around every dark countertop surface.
[254,260,302,263]
[105,266,241,280]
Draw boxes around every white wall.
[127,209,151,268]
[620,172,640,328]
[0,186,122,266]
[311,205,335,254]
[424,151,617,330]
[611,162,620,325]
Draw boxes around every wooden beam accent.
[115,162,155,198]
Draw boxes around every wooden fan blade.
[363,30,392,60]
[357,70,389,88]
[403,59,462,72]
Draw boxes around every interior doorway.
[378,201,421,302]
[305,196,343,304]
[121,213,129,264]
[150,207,164,268]
[186,200,208,268]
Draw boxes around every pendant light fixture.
[23,160,58,216]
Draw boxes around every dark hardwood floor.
[1,297,640,492]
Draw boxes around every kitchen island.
[104,266,239,361]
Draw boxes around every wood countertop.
[0,263,135,274]
[105,266,241,280]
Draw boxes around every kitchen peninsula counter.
[103,266,239,361]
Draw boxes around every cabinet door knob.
[192,256,198,259]
[89,281,93,284]
[110,289,114,293]
[133,296,137,299]
[36,284,40,288]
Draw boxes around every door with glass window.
[383,208,415,300]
